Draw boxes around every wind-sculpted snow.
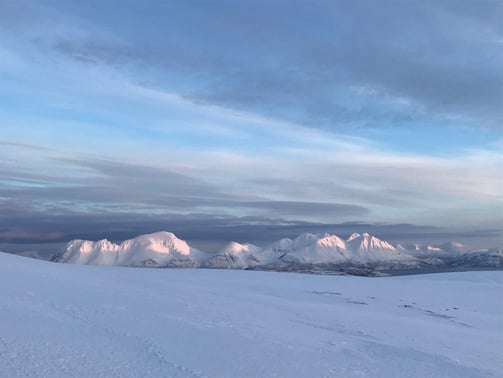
[53,231,503,272]
[1,252,502,377]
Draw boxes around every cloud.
[1,148,501,253]
[1,205,501,257]
[1,146,501,241]
[0,153,370,221]
[0,230,63,243]
[23,0,501,130]
[0,139,53,151]
[0,1,501,255]
[238,201,368,217]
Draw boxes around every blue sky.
[1,0,502,254]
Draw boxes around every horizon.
[1,0,502,257]
[3,228,498,260]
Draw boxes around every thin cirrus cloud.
[0,0,502,254]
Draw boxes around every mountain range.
[51,231,502,274]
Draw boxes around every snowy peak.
[205,241,261,269]
[347,232,362,241]
[272,233,346,251]
[253,232,412,267]
[404,241,467,257]
[438,241,466,254]
[58,239,120,265]
[122,231,192,255]
[53,231,500,272]
[346,232,398,253]
[270,238,294,253]
[55,231,203,267]
[220,241,260,256]
[292,233,320,249]
[316,234,346,249]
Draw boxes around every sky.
[1,0,502,256]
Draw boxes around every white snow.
[1,251,502,377]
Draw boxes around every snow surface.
[1,251,502,377]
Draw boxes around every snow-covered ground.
[1,252,502,377]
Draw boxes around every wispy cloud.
[20,0,501,130]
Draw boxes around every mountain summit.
[53,231,502,272]
[54,231,205,267]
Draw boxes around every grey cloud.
[241,177,424,208]
[0,156,370,225]
[0,139,53,151]
[60,158,224,198]
[1,204,501,258]
[238,201,368,217]
[40,0,503,130]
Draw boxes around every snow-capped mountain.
[53,231,206,268]
[400,241,467,257]
[448,248,503,268]
[251,232,416,269]
[205,241,261,269]
[53,230,502,273]
[438,241,466,254]
[345,232,408,263]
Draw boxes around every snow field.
[1,252,502,377]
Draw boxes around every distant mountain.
[17,250,44,260]
[249,233,348,266]
[52,231,205,268]
[446,248,503,268]
[205,242,261,269]
[400,241,467,258]
[438,241,466,254]
[52,230,503,274]
[249,232,416,270]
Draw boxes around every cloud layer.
[0,1,502,254]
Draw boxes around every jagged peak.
[346,232,398,253]
[438,241,465,252]
[134,231,180,240]
[220,241,258,255]
[270,237,294,252]
[293,232,319,243]
[347,232,362,241]
[316,234,346,249]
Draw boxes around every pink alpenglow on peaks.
[58,231,205,267]
[54,230,502,271]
